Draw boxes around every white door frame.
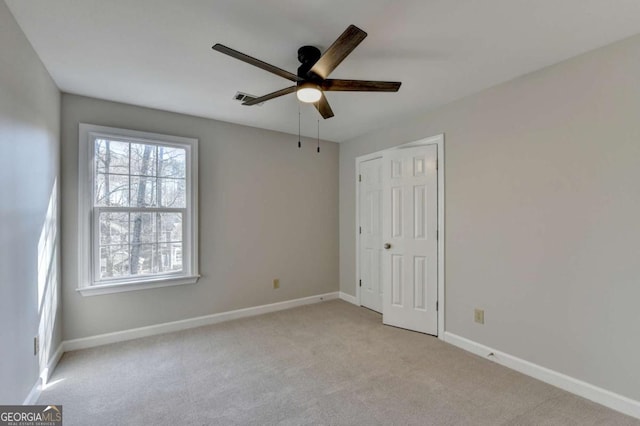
[355,134,445,339]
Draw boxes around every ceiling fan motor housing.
[297,45,322,79]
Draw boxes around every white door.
[358,157,383,313]
[382,145,438,335]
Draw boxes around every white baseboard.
[339,292,358,305]
[64,292,339,352]
[443,332,640,420]
[42,344,64,385]
[23,343,64,405]
[23,378,41,405]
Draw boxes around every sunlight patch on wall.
[37,179,59,384]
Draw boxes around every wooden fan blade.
[321,79,401,92]
[243,86,297,105]
[309,25,367,79]
[313,93,334,119]
[213,44,302,82]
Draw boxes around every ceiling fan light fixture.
[296,82,322,103]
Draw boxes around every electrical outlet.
[34,336,39,356]
[474,309,485,324]
[273,278,280,289]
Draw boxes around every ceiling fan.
[212,25,401,119]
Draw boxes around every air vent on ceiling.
[233,92,264,106]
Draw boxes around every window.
[78,124,198,295]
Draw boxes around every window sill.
[76,275,200,296]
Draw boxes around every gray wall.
[339,34,640,401]
[0,3,61,404]
[61,94,339,340]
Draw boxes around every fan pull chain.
[298,104,301,148]
[317,119,320,153]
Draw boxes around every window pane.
[130,243,154,275]
[130,177,157,207]
[130,212,156,244]
[99,212,129,245]
[158,213,182,243]
[130,143,157,177]
[158,146,186,178]
[95,173,129,207]
[100,245,129,279]
[158,178,186,208]
[95,139,129,175]
[158,243,182,273]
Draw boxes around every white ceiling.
[6,0,640,142]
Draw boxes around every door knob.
[384,243,391,250]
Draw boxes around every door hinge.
[436,159,438,171]
[359,279,362,287]
[358,174,362,182]
[436,301,439,311]
[436,229,438,240]
[359,226,362,234]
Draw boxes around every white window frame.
[77,124,199,296]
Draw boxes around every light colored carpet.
[38,300,638,425]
